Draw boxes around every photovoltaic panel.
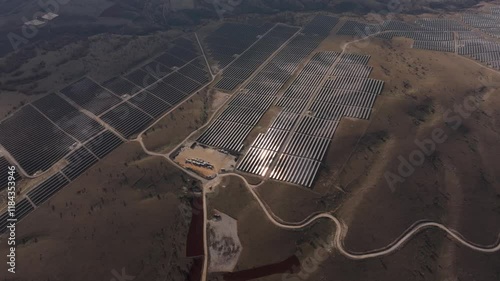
[103,77,142,97]
[32,93,104,142]
[100,102,153,138]
[0,156,21,191]
[0,198,33,234]
[84,130,123,159]
[0,105,75,175]
[129,91,172,118]
[27,172,69,206]
[60,77,121,115]
[61,146,98,181]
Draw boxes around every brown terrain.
[247,18,500,281]
[0,70,223,280]
[0,141,197,280]
[0,1,499,281]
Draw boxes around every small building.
[41,12,59,21]
[24,19,46,26]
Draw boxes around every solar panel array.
[459,9,500,69]
[128,90,172,118]
[203,23,272,69]
[338,19,458,54]
[0,105,76,176]
[312,77,383,120]
[380,20,422,31]
[237,52,339,180]
[0,156,20,191]
[278,54,382,187]
[377,30,454,41]
[302,15,340,36]
[27,172,69,206]
[0,198,33,234]
[103,77,141,98]
[198,16,339,152]
[457,38,500,69]
[0,129,125,235]
[412,40,455,52]
[415,18,470,31]
[96,38,211,139]
[106,36,208,95]
[337,20,381,37]
[214,24,301,91]
[0,35,212,233]
[84,130,124,159]
[121,37,202,90]
[462,12,500,37]
[456,31,484,40]
[32,93,105,142]
[61,146,98,180]
[372,13,500,69]
[101,102,154,138]
[60,77,122,115]
[238,51,384,188]
[242,53,336,183]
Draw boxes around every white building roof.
[41,12,59,20]
[24,19,46,26]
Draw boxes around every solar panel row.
[0,129,125,234]
[267,52,384,188]
[61,146,98,181]
[204,22,272,69]
[60,77,122,115]
[337,20,381,37]
[377,30,453,41]
[415,18,470,31]
[33,93,105,142]
[26,172,69,206]
[340,12,500,69]
[84,130,124,159]
[119,36,203,91]
[238,51,341,178]
[128,91,172,118]
[457,39,500,69]
[456,31,484,40]
[0,156,21,191]
[200,16,340,153]
[214,24,301,91]
[412,40,455,52]
[0,36,209,232]
[380,20,423,31]
[103,76,143,98]
[98,40,211,139]
[0,105,76,176]
[270,154,322,187]
[0,199,33,234]
[101,102,154,138]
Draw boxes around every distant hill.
[138,0,488,25]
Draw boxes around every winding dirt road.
[134,27,500,280]
[220,173,500,259]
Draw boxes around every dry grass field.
[1,2,499,280]
[206,175,304,280]
[142,88,217,154]
[246,28,500,280]
[0,141,199,280]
